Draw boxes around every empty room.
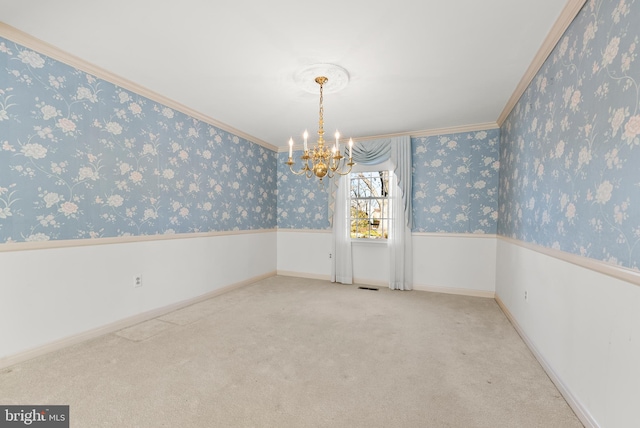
[0,0,638,427]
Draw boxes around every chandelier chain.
[318,78,324,142]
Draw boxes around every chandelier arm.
[288,165,308,176]
[288,159,312,176]
[334,162,354,176]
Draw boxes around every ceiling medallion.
[294,63,350,94]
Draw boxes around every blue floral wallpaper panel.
[0,38,277,243]
[277,151,331,230]
[277,130,500,234]
[498,0,640,270]
[412,130,500,234]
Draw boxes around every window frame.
[348,169,392,241]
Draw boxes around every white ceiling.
[0,0,570,148]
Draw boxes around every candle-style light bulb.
[334,131,340,152]
[288,138,293,158]
[303,130,308,152]
[348,138,353,159]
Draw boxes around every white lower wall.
[277,230,496,296]
[0,231,276,363]
[275,230,392,284]
[276,230,332,278]
[352,241,389,286]
[495,238,640,428]
[413,234,496,296]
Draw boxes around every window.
[349,171,391,239]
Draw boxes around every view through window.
[349,171,391,239]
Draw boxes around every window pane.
[349,171,391,239]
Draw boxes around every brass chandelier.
[287,75,354,181]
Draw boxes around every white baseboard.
[276,270,331,281]
[414,283,495,298]
[495,294,599,428]
[353,277,388,288]
[0,271,276,370]
[278,272,495,298]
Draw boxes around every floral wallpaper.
[498,0,640,270]
[277,130,500,233]
[0,37,277,243]
[277,151,331,230]
[412,130,500,234]
[0,34,499,240]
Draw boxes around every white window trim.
[351,238,388,245]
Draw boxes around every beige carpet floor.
[0,276,582,427]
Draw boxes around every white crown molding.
[1,0,587,151]
[0,22,278,152]
[278,122,500,152]
[407,122,500,138]
[498,235,640,287]
[0,228,277,253]
[496,0,588,126]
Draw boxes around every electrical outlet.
[329,253,332,259]
[133,275,142,288]
[524,290,528,300]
